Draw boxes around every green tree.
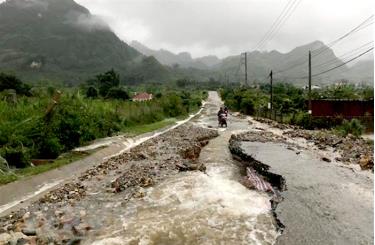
[0,73,31,96]
[96,69,120,97]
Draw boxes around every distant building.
[132,92,153,102]
[303,85,321,90]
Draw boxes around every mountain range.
[0,0,373,86]
[131,41,221,70]
[132,40,374,86]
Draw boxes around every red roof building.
[132,92,153,102]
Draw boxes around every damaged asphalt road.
[0,91,373,245]
[233,129,373,245]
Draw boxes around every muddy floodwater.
[0,92,280,245]
[1,91,372,245]
[89,92,279,244]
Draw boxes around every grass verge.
[0,115,193,186]
[122,118,178,136]
[0,152,85,186]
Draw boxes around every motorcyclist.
[217,107,228,127]
[217,107,224,121]
[224,106,229,116]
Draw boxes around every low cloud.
[65,11,110,32]
[74,0,373,59]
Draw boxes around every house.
[132,92,153,102]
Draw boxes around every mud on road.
[0,125,218,244]
[0,91,372,245]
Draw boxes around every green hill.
[0,0,170,83]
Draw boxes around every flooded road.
[89,92,279,244]
[1,91,372,245]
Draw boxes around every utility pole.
[270,70,273,114]
[244,52,248,86]
[308,50,312,114]
[240,52,248,86]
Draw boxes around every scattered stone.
[21,228,36,236]
[359,156,373,170]
[322,157,332,162]
[283,128,373,170]
[10,231,27,244]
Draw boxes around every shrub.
[106,87,129,100]
[0,145,30,168]
[86,86,99,98]
[291,111,312,129]
[240,97,255,115]
[36,137,63,159]
[336,119,364,137]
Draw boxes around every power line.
[312,41,373,69]
[254,0,302,51]
[311,15,373,57]
[258,0,302,50]
[273,15,374,75]
[253,0,295,50]
[311,47,374,78]
[269,46,374,81]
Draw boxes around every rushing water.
[89,92,279,245]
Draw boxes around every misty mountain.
[131,41,221,70]
[0,0,170,83]
[343,60,374,85]
[214,41,369,86]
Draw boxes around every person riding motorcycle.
[217,107,228,127]
[217,107,224,119]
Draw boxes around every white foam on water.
[0,179,63,214]
[95,164,278,244]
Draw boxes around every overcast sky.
[3,0,374,60]
[73,0,374,59]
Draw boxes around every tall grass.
[0,90,204,168]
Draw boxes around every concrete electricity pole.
[240,52,248,86]
[244,52,248,86]
[270,70,273,113]
[308,50,312,114]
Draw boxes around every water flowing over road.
[0,91,373,245]
[90,92,279,244]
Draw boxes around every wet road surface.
[241,141,373,245]
[90,91,279,244]
[1,91,373,245]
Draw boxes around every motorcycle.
[218,113,227,128]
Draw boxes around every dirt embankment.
[254,118,374,171]
[0,125,218,244]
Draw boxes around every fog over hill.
[0,0,372,86]
[0,0,171,83]
[131,40,221,70]
[132,40,374,86]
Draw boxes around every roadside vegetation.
[220,83,373,132]
[0,70,209,184]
